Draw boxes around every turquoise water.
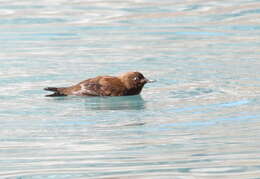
[1,0,260,178]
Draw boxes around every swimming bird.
[44,72,154,97]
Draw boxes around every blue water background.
[0,0,260,178]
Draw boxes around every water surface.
[1,0,260,178]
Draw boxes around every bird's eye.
[133,77,139,81]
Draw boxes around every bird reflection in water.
[83,95,145,110]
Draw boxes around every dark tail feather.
[44,87,59,92]
[44,87,66,97]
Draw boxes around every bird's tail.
[44,87,66,97]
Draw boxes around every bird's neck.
[124,85,144,96]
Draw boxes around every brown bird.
[44,72,154,97]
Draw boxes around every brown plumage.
[44,72,154,97]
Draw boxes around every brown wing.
[68,76,126,96]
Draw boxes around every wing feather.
[72,76,126,96]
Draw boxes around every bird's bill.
[142,78,156,83]
[146,79,156,83]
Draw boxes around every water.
[1,0,260,178]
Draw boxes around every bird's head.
[119,72,155,94]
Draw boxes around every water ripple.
[0,0,260,178]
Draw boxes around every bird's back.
[46,76,127,96]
